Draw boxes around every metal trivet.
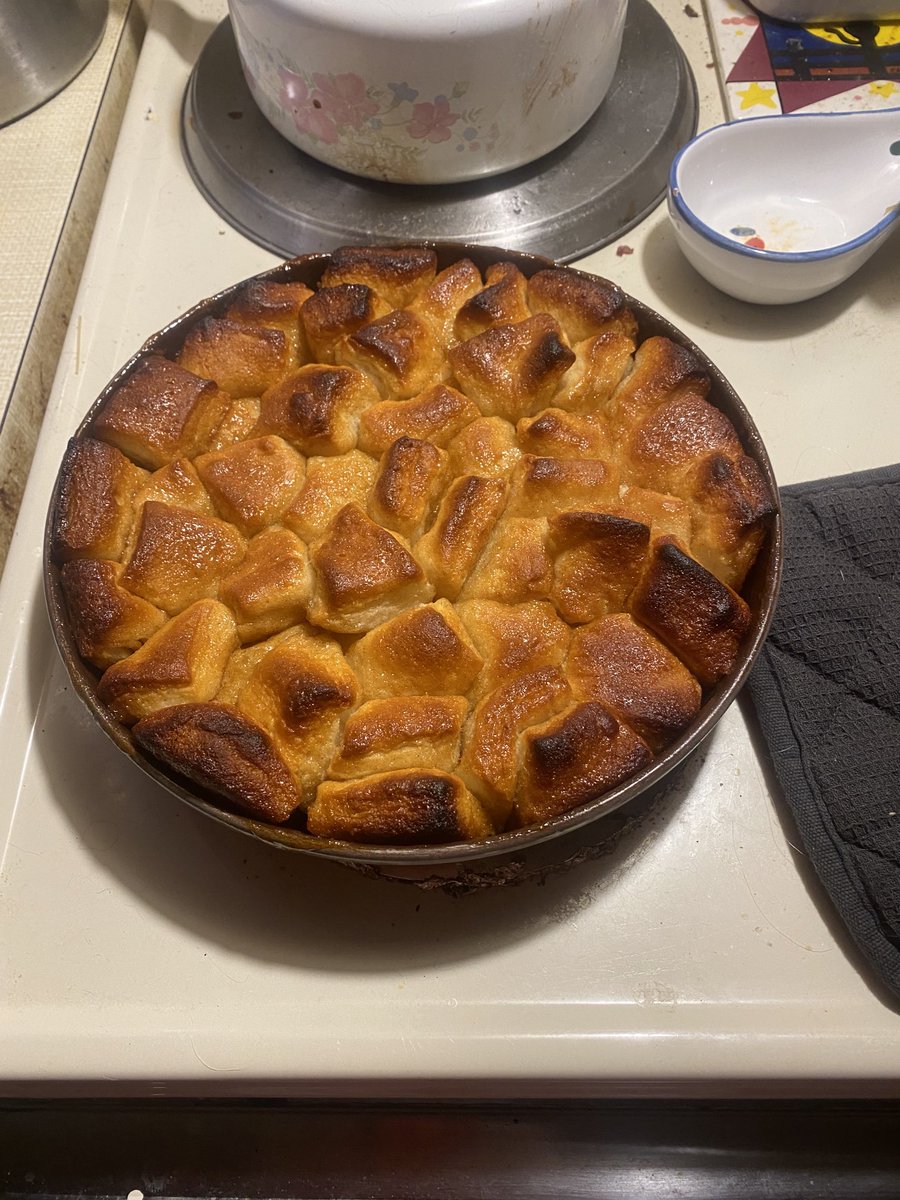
[181,2,698,263]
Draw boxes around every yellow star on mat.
[869,81,899,99]
[736,83,778,111]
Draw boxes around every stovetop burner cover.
[181,0,697,262]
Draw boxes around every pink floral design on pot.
[277,68,338,144]
[311,71,379,130]
[407,97,461,144]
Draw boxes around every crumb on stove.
[616,244,634,257]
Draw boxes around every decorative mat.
[747,464,900,1004]
[705,0,900,117]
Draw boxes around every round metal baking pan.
[180,0,698,263]
[44,244,783,870]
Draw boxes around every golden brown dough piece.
[623,390,773,587]
[626,392,743,495]
[97,599,238,723]
[121,501,246,614]
[218,624,358,808]
[177,317,290,396]
[458,517,552,605]
[284,449,378,542]
[329,695,468,779]
[414,474,508,600]
[309,769,493,844]
[548,511,650,625]
[629,537,752,685]
[318,245,438,309]
[454,262,532,340]
[308,503,433,633]
[408,258,484,348]
[447,416,522,479]
[194,435,305,536]
[458,665,572,829]
[455,598,571,699]
[256,363,379,456]
[567,613,701,749]
[60,558,166,669]
[133,702,301,823]
[526,268,638,344]
[52,437,147,563]
[225,278,314,365]
[335,309,447,401]
[605,336,709,438]
[516,408,610,460]
[516,701,652,825]
[218,526,313,643]
[357,382,480,456]
[686,452,774,590]
[300,284,392,363]
[91,356,232,470]
[449,314,575,421]
[131,458,215,520]
[552,329,637,416]
[506,455,617,518]
[345,599,483,698]
[369,436,449,541]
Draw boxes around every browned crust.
[177,317,289,397]
[300,283,390,361]
[454,262,532,340]
[133,702,300,823]
[227,278,314,327]
[309,769,491,844]
[526,268,638,343]
[318,246,438,308]
[90,356,232,471]
[507,454,617,517]
[342,309,444,399]
[449,314,576,420]
[256,364,377,455]
[97,599,238,723]
[309,503,431,628]
[120,501,246,614]
[329,694,468,779]
[414,474,508,599]
[567,613,702,749]
[458,665,572,825]
[517,701,652,824]
[52,437,147,563]
[59,558,166,669]
[194,435,305,535]
[358,383,479,456]
[345,600,483,698]
[629,538,752,686]
[371,436,447,538]
[549,511,651,625]
[606,337,710,437]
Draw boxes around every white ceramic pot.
[227,0,629,185]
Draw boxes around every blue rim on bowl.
[668,111,900,264]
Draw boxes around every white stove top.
[2,0,899,1099]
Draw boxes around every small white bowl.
[668,110,900,305]
[227,0,628,186]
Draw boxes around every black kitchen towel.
[747,462,900,1003]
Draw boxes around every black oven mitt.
[746,463,900,1004]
